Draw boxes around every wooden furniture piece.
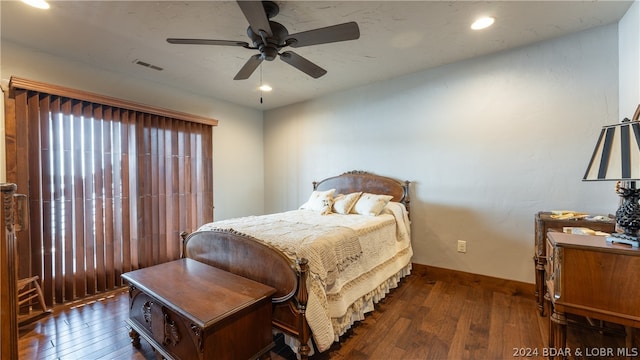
[17,275,50,325]
[181,170,411,359]
[534,212,616,315]
[122,258,276,360]
[0,184,19,360]
[545,232,640,358]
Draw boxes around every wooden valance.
[7,76,218,127]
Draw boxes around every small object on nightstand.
[550,210,588,220]
[585,215,611,221]
[563,227,611,236]
[563,227,596,235]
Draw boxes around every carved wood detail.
[142,301,152,326]
[190,323,204,353]
[163,312,181,347]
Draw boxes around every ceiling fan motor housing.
[247,21,289,61]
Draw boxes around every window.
[5,77,216,305]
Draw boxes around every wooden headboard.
[313,170,410,215]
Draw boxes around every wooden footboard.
[180,229,312,359]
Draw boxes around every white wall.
[264,25,620,284]
[619,0,640,116]
[0,40,265,221]
[1,12,632,285]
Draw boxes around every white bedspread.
[197,202,413,352]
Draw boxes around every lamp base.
[606,233,639,248]
[612,184,640,248]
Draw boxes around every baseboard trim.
[411,263,535,300]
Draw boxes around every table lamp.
[582,105,640,247]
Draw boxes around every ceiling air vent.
[133,59,163,71]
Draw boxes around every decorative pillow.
[299,189,336,215]
[352,193,394,216]
[332,192,362,214]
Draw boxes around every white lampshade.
[583,120,640,181]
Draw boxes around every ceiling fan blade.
[167,38,250,47]
[287,22,360,48]
[279,51,327,79]
[236,1,272,37]
[234,54,264,80]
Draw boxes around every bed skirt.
[280,261,413,357]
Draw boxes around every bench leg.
[129,328,141,348]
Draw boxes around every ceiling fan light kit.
[167,1,360,80]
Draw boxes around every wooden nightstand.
[534,212,616,316]
[122,258,276,360]
[545,232,640,358]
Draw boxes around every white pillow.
[332,192,362,214]
[352,193,394,216]
[299,189,336,215]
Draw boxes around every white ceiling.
[1,1,633,110]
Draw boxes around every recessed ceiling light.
[21,0,50,9]
[471,16,495,31]
[259,84,272,92]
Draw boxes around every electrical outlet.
[457,240,467,253]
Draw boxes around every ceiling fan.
[167,1,360,80]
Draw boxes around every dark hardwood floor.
[18,264,634,359]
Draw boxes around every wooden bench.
[122,258,276,360]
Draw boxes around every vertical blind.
[6,78,215,305]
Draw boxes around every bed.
[180,171,413,358]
